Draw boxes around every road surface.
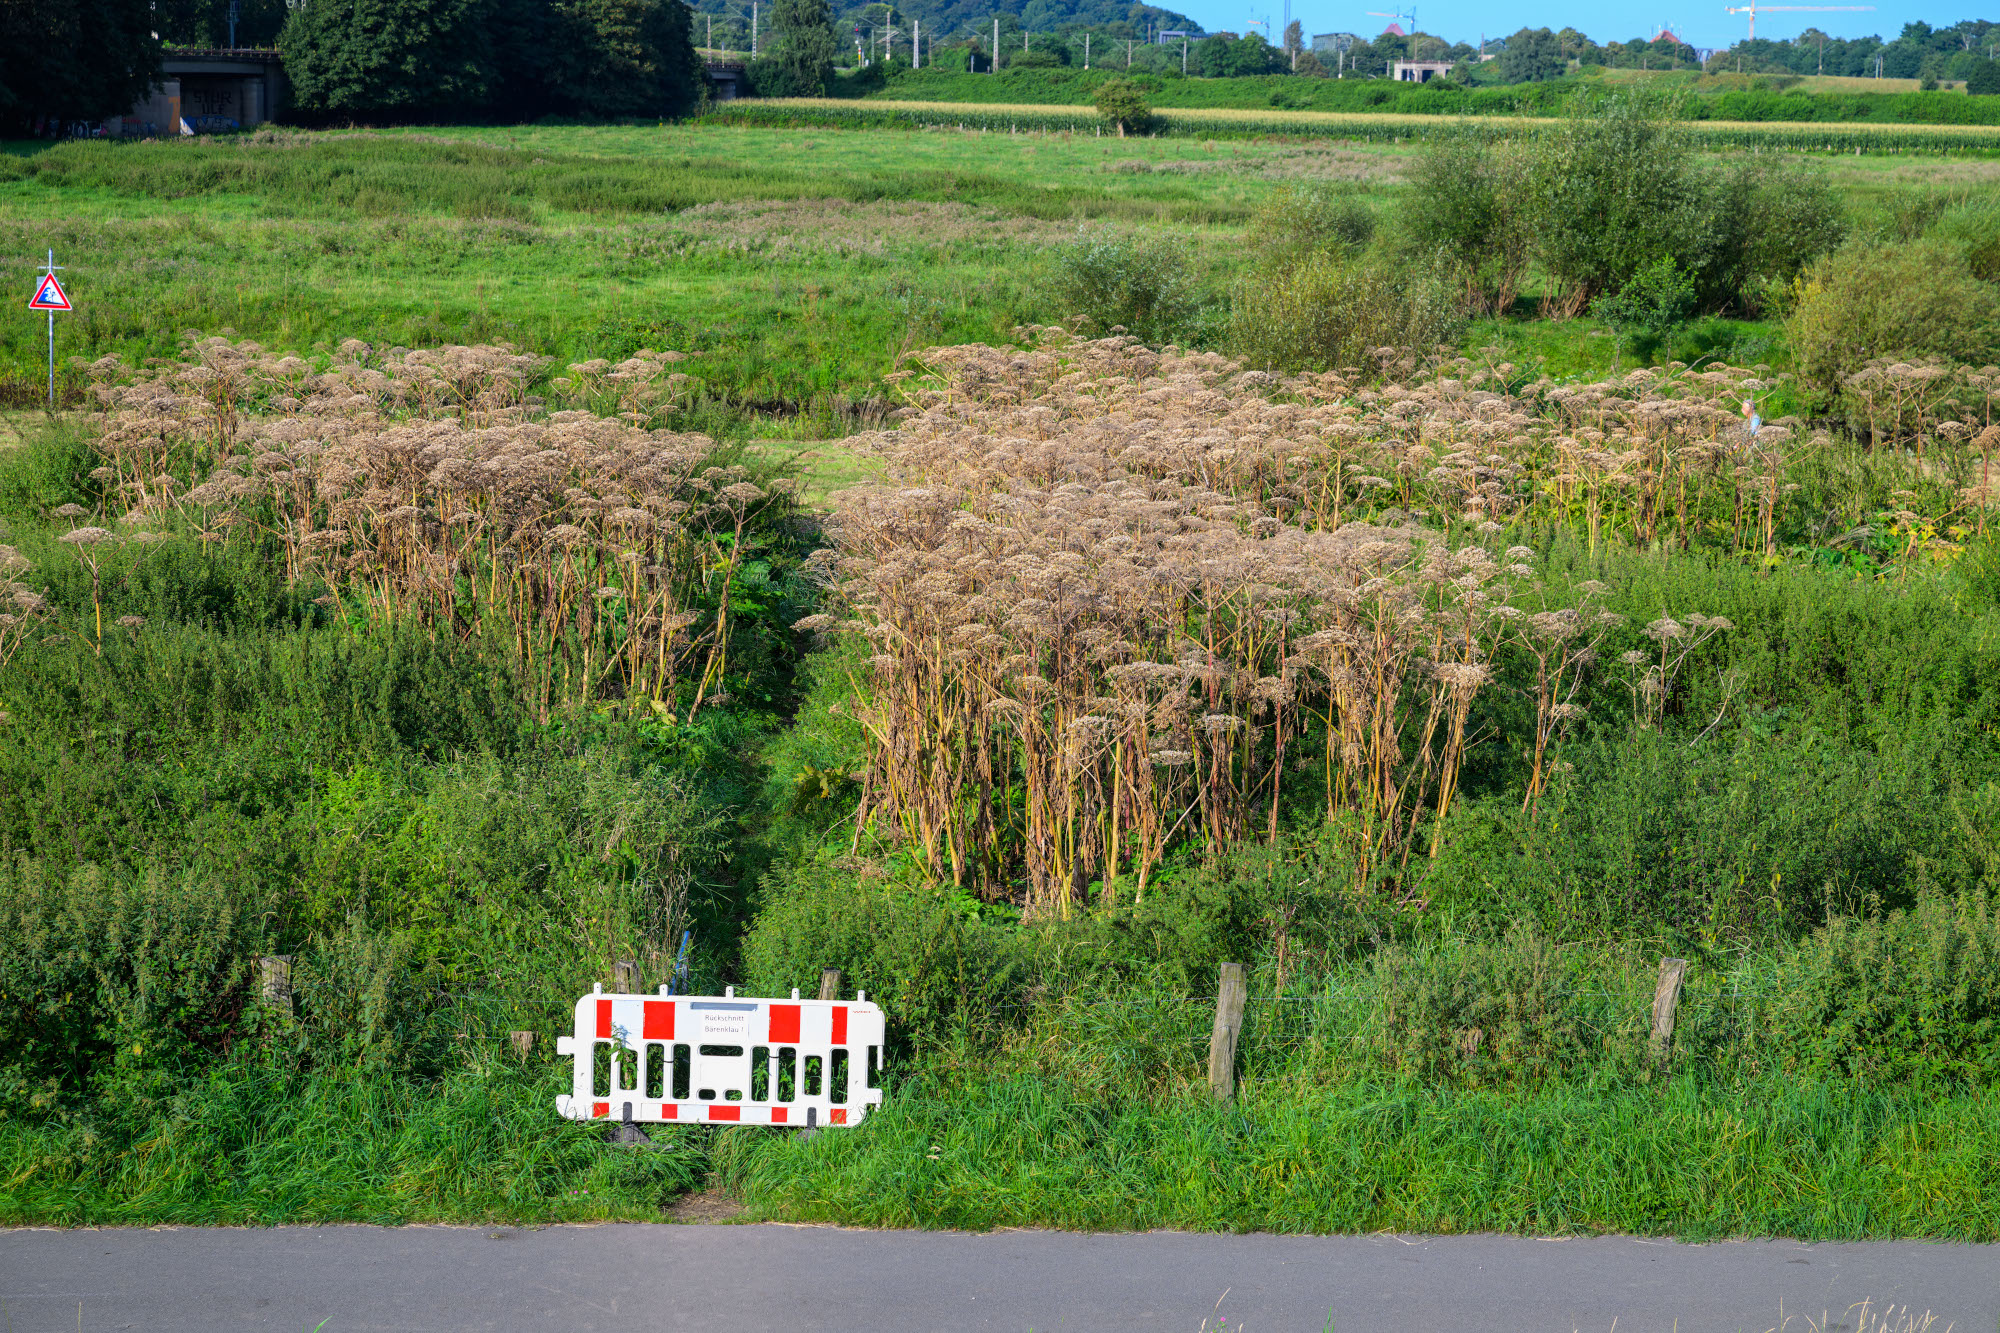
[3,1223,1996,1332]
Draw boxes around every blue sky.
[1178,0,1973,53]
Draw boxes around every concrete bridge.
[113,48,286,136]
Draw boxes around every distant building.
[1311,31,1360,54]
[1392,59,1454,80]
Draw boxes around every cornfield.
[706,98,2000,153]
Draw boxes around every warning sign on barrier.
[555,985,886,1128]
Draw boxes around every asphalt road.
[3,1223,1996,1333]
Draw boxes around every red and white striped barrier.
[555,985,886,1128]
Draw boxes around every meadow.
[2,112,1999,1238]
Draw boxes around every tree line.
[0,0,747,126]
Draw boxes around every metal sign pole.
[43,249,60,410]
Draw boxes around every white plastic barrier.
[555,985,886,1128]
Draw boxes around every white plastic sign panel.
[555,986,886,1128]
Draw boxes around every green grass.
[0,118,1954,416]
[720,1072,2000,1238]
[0,126,1380,412]
[8,1063,1995,1238]
[846,65,2000,127]
[0,1060,704,1226]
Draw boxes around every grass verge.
[720,1072,2000,1240]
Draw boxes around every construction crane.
[1723,1,1872,41]
[1365,6,1416,34]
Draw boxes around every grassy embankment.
[2,123,1998,1237]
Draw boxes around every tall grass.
[719,1071,2000,1238]
[0,1059,701,1225]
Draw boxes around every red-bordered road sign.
[28,273,71,311]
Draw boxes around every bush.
[1369,925,1633,1083]
[1926,198,2000,282]
[1524,98,1719,312]
[745,56,814,97]
[1399,100,1844,317]
[1397,131,1535,314]
[1045,226,1210,345]
[0,860,274,1093]
[1248,184,1376,265]
[1589,255,1697,362]
[1092,76,1153,135]
[1784,237,2000,400]
[1756,886,2000,1082]
[1229,250,1463,373]
[1712,157,1848,301]
[1430,722,1976,944]
[741,865,1020,1049]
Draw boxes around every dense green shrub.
[1924,198,2000,281]
[1045,226,1212,346]
[1368,925,1640,1083]
[1431,722,1975,943]
[293,749,724,970]
[1229,249,1462,372]
[1588,255,1697,361]
[1246,183,1376,266]
[1397,132,1535,313]
[0,860,274,1094]
[741,865,1019,1048]
[1784,237,2000,399]
[1092,76,1154,135]
[1755,886,2000,1082]
[1399,101,1844,316]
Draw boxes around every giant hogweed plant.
[64,337,791,722]
[802,333,1779,919]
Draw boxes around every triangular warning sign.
[28,273,71,312]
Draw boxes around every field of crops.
[709,96,2000,152]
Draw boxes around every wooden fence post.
[1207,962,1247,1104]
[1650,957,1689,1065]
[259,955,294,1019]
[509,1030,535,1059]
[613,959,639,991]
[819,968,843,1002]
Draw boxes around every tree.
[551,0,703,117]
[0,0,159,129]
[152,0,290,47]
[1282,19,1303,69]
[280,0,502,121]
[1969,59,2000,95]
[1094,77,1152,136]
[769,0,837,96]
[1498,27,1564,83]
